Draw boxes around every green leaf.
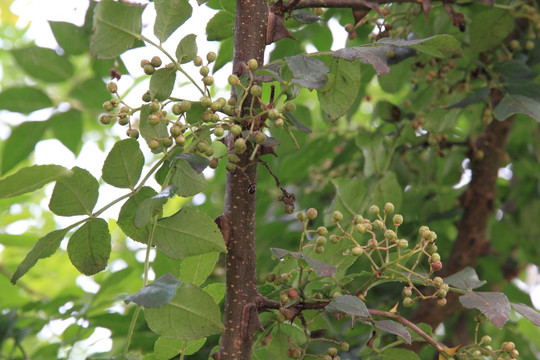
[326,295,370,318]
[69,77,110,112]
[175,34,197,64]
[126,273,180,308]
[0,165,69,199]
[171,158,207,197]
[0,87,53,114]
[286,55,329,89]
[356,132,386,177]
[150,68,177,101]
[494,94,540,122]
[48,167,99,216]
[90,0,143,59]
[174,153,210,174]
[154,337,206,360]
[459,291,510,329]
[102,138,144,189]
[154,0,192,43]
[11,228,70,284]
[444,267,486,290]
[48,110,83,155]
[317,59,361,120]
[153,207,226,259]
[470,7,514,53]
[144,282,225,339]
[369,172,403,211]
[204,283,226,304]
[117,186,158,243]
[134,186,174,229]
[49,21,90,55]
[377,35,462,59]
[213,37,233,73]
[179,252,219,286]
[380,348,420,360]
[67,218,111,275]
[139,105,169,153]
[1,121,49,175]
[374,320,411,344]
[206,11,234,41]
[11,46,74,82]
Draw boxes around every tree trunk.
[219,1,268,359]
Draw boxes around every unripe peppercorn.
[307,208,318,219]
[284,101,296,112]
[351,246,363,256]
[234,138,247,154]
[203,76,214,86]
[384,230,397,242]
[193,55,203,66]
[316,236,327,246]
[103,101,114,112]
[250,84,262,97]
[170,125,182,137]
[373,219,384,230]
[180,100,192,112]
[297,212,307,221]
[437,298,447,306]
[142,91,151,102]
[200,66,210,76]
[228,74,239,86]
[317,226,328,236]
[127,128,139,139]
[162,137,173,148]
[402,287,413,298]
[480,335,492,345]
[214,127,225,137]
[332,210,343,222]
[230,124,242,135]
[353,215,364,224]
[327,347,338,356]
[201,96,212,108]
[150,56,162,67]
[255,131,267,144]
[356,224,366,234]
[225,162,236,172]
[209,158,219,169]
[330,235,339,243]
[384,202,394,214]
[315,245,324,253]
[148,138,160,149]
[175,134,186,146]
[403,297,414,307]
[397,239,408,249]
[143,64,155,75]
[431,253,441,262]
[370,205,380,215]
[339,342,349,352]
[247,58,258,70]
[268,108,280,120]
[274,118,284,127]
[107,82,117,93]
[433,276,444,287]
[172,103,182,115]
[206,51,217,63]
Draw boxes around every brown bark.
[410,89,514,331]
[219,1,268,359]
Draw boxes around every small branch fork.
[247,295,446,353]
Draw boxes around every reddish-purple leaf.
[512,303,540,326]
[326,295,370,318]
[375,320,411,344]
[460,292,510,328]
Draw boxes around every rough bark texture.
[410,89,514,332]
[220,1,268,359]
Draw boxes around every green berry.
[206,51,217,63]
[196,141,208,153]
[214,127,225,137]
[234,138,247,154]
[200,66,210,76]
[316,236,327,246]
[330,235,339,244]
[332,291,341,298]
[247,58,258,70]
[356,224,366,234]
[369,205,380,215]
[284,101,296,112]
[118,116,129,125]
[172,103,182,115]
[250,84,262,97]
[230,124,242,135]
[140,59,151,68]
[193,55,203,66]
[162,137,173,148]
[99,114,113,125]
[127,128,139,139]
[525,40,535,50]
[339,342,349,352]
[227,154,239,164]
[103,101,114,112]
[228,74,239,86]
[226,162,236,172]
[332,210,343,222]
[480,335,492,345]
[274,118,284,127]
[205,147,214,157]
[143,64,155,75]
[315,245,324,254]
[403,297,414,307]
[373,219,384,230]
[510,39,520,51]
[255,131,267,144]
[148,113,161,125]
[402,287,412,298]
[201,97,212,108]
[175,134,186,146]
[107,82,117,93]
[433,276,444,287]
[327,347,338,356]
[201,110,213,123]
[353,215,364,224]
[268,109,280,120]
[209,158,219,169]
[210,100,223,112]
[148,138,160,149]
[151,56,162,67]
[431,253,441,262]
[351,246,363,256]
[397,239,408,249]
[203,75,214,86]
[170,125,182,137]
[391,214,403,225]
[317,226,328,236]
[436,289,447,298]
[440,283,449,292]
[384,230,397,242]
[297,212,307,221]
[307,208,318,219]
[419,225,429,236]
[384,202,394,214]
[180,100,192,112]
[149,100,160,113]
[142,91,151,102]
